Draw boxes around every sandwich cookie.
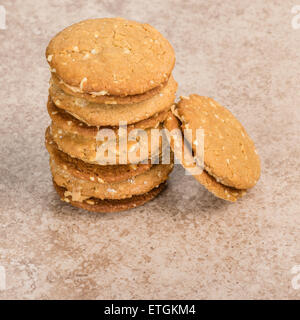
[45,127,152,183]
[164,95,260,202]
[53,181,167,213]
[48,98,168,164]
[49,75,177,126]
[46,130,173,201]
[51,73,169,105]
[46,18,175,99]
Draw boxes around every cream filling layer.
[51,158,173,200]
[56,75,109,96]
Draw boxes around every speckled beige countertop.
[0,0,299,300]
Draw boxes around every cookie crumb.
[91,49,97,54]
[75,98,88,107]
[83,53,90,60]
[80,77,87,91]
[129,144,138,152]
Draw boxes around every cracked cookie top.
[46,18,175,96]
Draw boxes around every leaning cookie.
[164,95,260,202]
[164,112,245,202]
[176,95,260,189]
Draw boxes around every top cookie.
[46,18,175,96]
[176,95,261,189]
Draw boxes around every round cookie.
[46,18,175,96]
[164,112,245,202]
[51,158,172,200]
[49,143,174,200]
[45,128,152,184]
[47,97,168,134]
[176,95,260,190]
[50,122,164,165]
[49,75,177,126]
[53,181,167,213]
[51,73,169,105]
[48,98,167,165]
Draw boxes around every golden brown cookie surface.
[164,112,245,202]
[48,136,173,200]
[46,126,173,201]
[50,121,164,165]
[49,76,177,126]
[47,98,167,165]
[46,18,175,96]
[47,97,169,136]
[176,95,260,189]
[45,128,152,184]
[53,180,167,213]
[51,157,172,200]
[51,73,169,105]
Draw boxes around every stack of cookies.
[45,18,177,213]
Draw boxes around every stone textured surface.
[0,0,299,299]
